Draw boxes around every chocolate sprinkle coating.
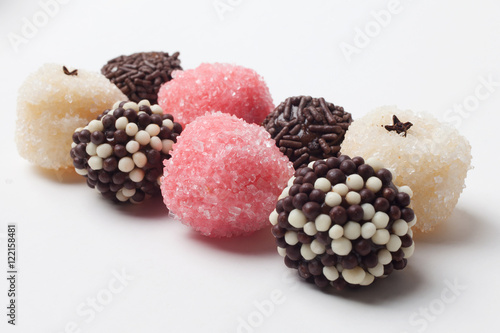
[262,96,353,169]
[70,100,183,203]
[269,156,416,290]
[101,52,182,104]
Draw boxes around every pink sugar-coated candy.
[161,112,294,237]
[157,63,274,127]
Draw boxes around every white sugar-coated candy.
[133,152,147,168]
[115,116,129,130]
[163,119,174,130]
[88,156,103,170]
[310,240,326,254]
[285,231,299,245]
[386,234,402,252]
[129,168,145,182]
[361,203,375,221]
[329,224,344,239]
[372,229,390,245]
[345,191,361,205]
[146,124,161,137]
[126,140,140,154]
[314,178,331,192]
[303,221,317,236]
[162,139,174,154]
[75,168,88,176]
[368,263,384,277]
[151,104,163,114]
[122,187,136,198]
[315,214,331,232]
[123,101,139,111]
[118,157,134,172]
[138,99,151,107]
[150,136,163,151]
[332,184,349,196]
[277,247,286,257]
[372,211,389,229]
[343,221,361,240]
[288,209,307,228]
[323,266,339,281]
[360,273,375,286]
[377,249,392,265]
[126,123,139,137]
[86,142,97,156]
[135,130,151,146]
[402,243,415,258]
[87,120,104,133]
[269,210,278,225]
[346,174,364,191]
[300,244,316,260]
[96,143,113,158]
[366,176,383,193]
[392,219,409,236]
[342,266,366,285]
[331,237,352,255]
[361,222,376,239]
[325,192,342,207]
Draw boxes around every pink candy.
[161,112,294,237]
[157,63,274,127]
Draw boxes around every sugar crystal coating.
[157,63,274,127]
[15,64,127,170]
[161,112,294,237]
[340,106,472,233]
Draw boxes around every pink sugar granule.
[157,63,274,127]
[161,112,294,237]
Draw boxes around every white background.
[1,0,500,332]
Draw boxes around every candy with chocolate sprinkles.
[101,51,182,104]
[71,100,183,203]
[269,155,416,290]
[262,96,353,169]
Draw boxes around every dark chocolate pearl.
[282,196,295,212]
[299,183,314,194]
[293,176,304,185]
[114,130,128,144]
[113,107,125,118]
[298,263,312,279]
[320,254,337,266]
[401,207,415,222]
[309,189,325,204]
[277,212,289,228]
[123,109,138,122]
[383,188,396,202]
[132,190,146,203]
[297,232,312,244]
[389,206,401,221]
[138,105,152,115]
[109,183,122,192]
[74,143,87,159]
[288,184,301,196]
[142,182,157,195]
[376,169,393,185]
[347,205,363,222]
[276,200,284,214]
[78,129,91,143]
[114,145,127,158]
[72,132,80,144]
[392,249,405,261]
[341,253,358,269]
[147,150,161,164]
[159,127,172,140]
[73,157,85,169]
[374,197,390,212]
[384,263,394,275]
[271,224,286,238]
[105,130,115,140]
[286,245,301,260]
[326,169,346,185]
[151,114,163,126]
[86,178,96,188]
[298,167,313,177]
[112,172,127,185]
[400,234,413,247]
[103,157,118,172]
[351,156,365,166]
[91,131,105,145]
[96,182,110,193]
[326,157,341,169]
[331,279,347,291]
[292,193,308,209]
[102,115,116,129]
[315,232,330,245]
[87,168,98,181]
[314,163,329,177]
[354,239,371,256]
[123,180,136,189]
[362,252,378,268]
[98,171,111,184]
[162,113,174,121]
[308,261,323,275]
[138,113,151,128]
[303,171,317,184]
[173,122,183,134]
[70,149,76,159]
[396,192,411,207]
[359,188,375,204]
[357,164,375,181]
[338,155,350,163]
[393,259,407,270]
[339,159,356,175]
[314,275,330,288]
[146,169,161,182]
[302,202,321,220]
[284,256,298,269]
[329,206,348,225]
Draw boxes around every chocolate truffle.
[101,51,182,104]
[263,96,353,169]
[269,156,416,290]
[71,100,183,203]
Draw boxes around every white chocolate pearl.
[408,215,417,228]
[75,168,88,176]
[133,152,147,168]
[269,210,278,225]
[162,119,174,130]
[129,168,145,182]
[300,244,316,260]
[360,273,375,286]
[314,178,331,192]
[330,237,352,255]
[151,104,163,114]
[387,168,397,181]
[277,247,286,257]
[125,122,139,136]
[361,203,375,221]
[310,240,325,255]
[278,186,289,200]
[86,142,97,156]
[138,99,151,107]
[366,176,382,193]
[378,249,392,265]
[146,124,161,137]
[387,234,402,252]
[332,184,349,196]
[407,228,413,238]
[115,116,129,130]
[372,212,389,229]
[323,266,339,281]
[392,219,409,236]
[303,222,317,236]
[122,187,136,198]
[126,140,140,154]
[162,139,174,154]
[402,243,415,258]
[123,101,139,111]
[87,120,103,132]
[336,263,344,273]
[96,143,113,159]
[115,190,128,202]
[307,161,315,168]
[346,174,364,191]
[88,156,103,170]
[368,263,384,277]
[71,142,76,148]
[284,231,299,245]
[398,185,413,198]
[342,266,366,285]
[288,209,307,228]
[325,192,342,207]
[361,222,376,239]
[328,224,344,240]
[345,191,361,205]
[112,101,121,109]
[343,221,361,240]
[365,157,384,171]
[150,136,163,151]
[135,130,151,146]
[287,177,296,187]
[315,214,331,232]
[372,229,390,245]
[118,157,134,172]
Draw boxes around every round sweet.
[269,155,416,290]
[340,106,472,233]
[71,100,183,203]
[262,96,353,169]
[102,51,182,104]
[161,112,294,237]
[15,64,127,170]
[157,63,274,127]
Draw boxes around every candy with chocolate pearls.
[71,100,183,203]
[262,96,353,170]
[269,155,416,290]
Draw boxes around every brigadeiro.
[262,96,353,170]
[269,155,416,290]
[70,100,183,203]
[101,51,182,104]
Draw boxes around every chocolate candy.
[71,100,183,203]
[269,155,416,290]
[101,51,182,104]
[262,96,353,169]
